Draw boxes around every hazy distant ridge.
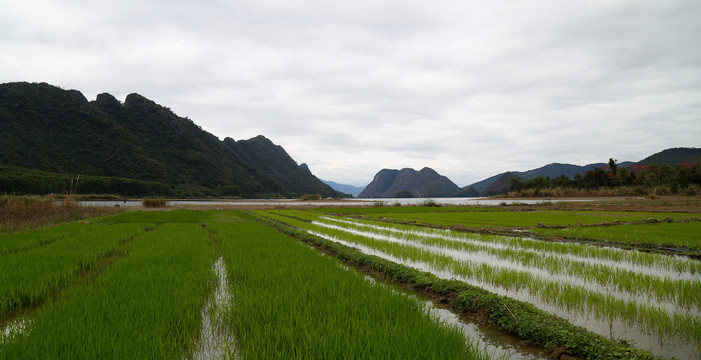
[322,180,365,197]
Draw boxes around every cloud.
[1,0,699,187]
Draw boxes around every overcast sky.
[2,0,700,186]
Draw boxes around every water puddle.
[188,257,237,360]
[0,319,29,341]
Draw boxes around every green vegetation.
[0,223,212,358]
[141,197,168,208]
[349,209,698,229]
[0,82,338,198]
[0,195,120,234]
[533,222,701,251]
[256,212,659,360]
[211,215,484,359]
[508,158,701,197]
[0,222,90,255]
[0,223,151,318]
[1,209,490,358]
[0,165,169,196]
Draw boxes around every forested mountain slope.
[0,82,339,198]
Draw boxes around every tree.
[608,158,618,176]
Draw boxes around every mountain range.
[0,82,340,198]
[2,82,698,199]
[355,148,700,198]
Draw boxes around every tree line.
[509,159,701,195]
[0,166,169,197]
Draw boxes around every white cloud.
[1,0,699,187]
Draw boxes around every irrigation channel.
[261,210,701,360]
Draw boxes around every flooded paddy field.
[258,206,701,359]
[2,209,549,359]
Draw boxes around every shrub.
[142,197,168,208]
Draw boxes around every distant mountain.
[637,147,701,166]
[359,167,459,198]
[322,180,365,197]
[462,148,699,196]
[467,163,607,194]
[0,82,339,198]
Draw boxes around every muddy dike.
[255,214,660,360]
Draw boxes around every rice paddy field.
[0,210,487,359]
[257,205,701,359]
[2,202,699,359]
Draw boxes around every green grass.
[533,221,701,251]
[212,214,485,360]
[0,223,212,359]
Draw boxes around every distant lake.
[77,197,580,207]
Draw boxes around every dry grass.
[141,197,168,208]
[0,195,122,235]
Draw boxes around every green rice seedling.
[211,215,486,360]
[0,223,213,359]
[533,221,701,251]
[97,209,208,224]
[353,209,698,229]
[0,222,95,255]
[261,211,701,353]
[0,223,152,318]
[316,214,701,276]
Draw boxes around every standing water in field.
[306,216,701,360]
[1,319,29,341]
[189,257,237,360]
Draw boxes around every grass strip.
[0,223,213,358]
[212,212,484,360]
[255,212,659,360]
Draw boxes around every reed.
[0,195,120,235]
[141,197,168,208]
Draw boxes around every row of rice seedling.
[0,223,152,318]
[533,221,701,251]
[352,210,699,229]
[306,227,700,358]
[0,222,94,255]
[269,210,701,275]
[0,223,213,359]
[210,214,486,359]
[317,217,701,309]
[259,210,700,358]
[255,211,660,360]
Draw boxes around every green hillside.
[0,82,339,198]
